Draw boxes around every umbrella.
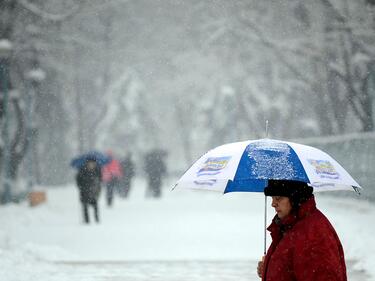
[174,138,362,253]
[70,151,112,169]
[175,138,361,193]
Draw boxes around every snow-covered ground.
[0,177,374,281]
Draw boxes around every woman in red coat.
[257,180,347,281]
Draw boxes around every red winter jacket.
[102,159,123,183]
[262,196,347,281]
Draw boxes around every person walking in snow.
[144,149,167,198]
[119,154,135,198]
[102,152,123,206]
[76,159,102,224]
[257,180,347,281]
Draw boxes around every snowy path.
[54,260,256,281]
[54,260,368,281]
[1,177,374,280]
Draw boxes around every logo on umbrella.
[193,179,217,186]
[197,156,232,177]
[307,159,340,180]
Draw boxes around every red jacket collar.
[267,195,316,240]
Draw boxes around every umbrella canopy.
[175,138,361,194]
[70,151,112,169]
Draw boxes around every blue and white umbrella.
[175,138,361,194]
[175,138,361,255]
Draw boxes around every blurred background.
[1,0,375,202]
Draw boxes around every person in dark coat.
[76,159,102,224]
[119,154,135,198]
[144,149,167,198]
[257,180,347,281]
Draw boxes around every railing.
[295,132,375,201]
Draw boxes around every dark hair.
[264,180,313,209]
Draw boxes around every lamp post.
[0,39,13,204]
[25,67,45,192]
[366,61,375,129]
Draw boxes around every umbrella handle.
[264,195,267,255]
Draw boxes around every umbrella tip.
[265,120,269,138]
[353,186,361,195]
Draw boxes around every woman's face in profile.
[271,196,292,219]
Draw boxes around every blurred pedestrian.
[257,180,346,281]
[76,159,102,224]
[102,152,123,206]
[144,149,167,198]
[119,154,135,198]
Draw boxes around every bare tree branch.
[319,0,375,57]
[18,0,84,22]
[236,16,316,89]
